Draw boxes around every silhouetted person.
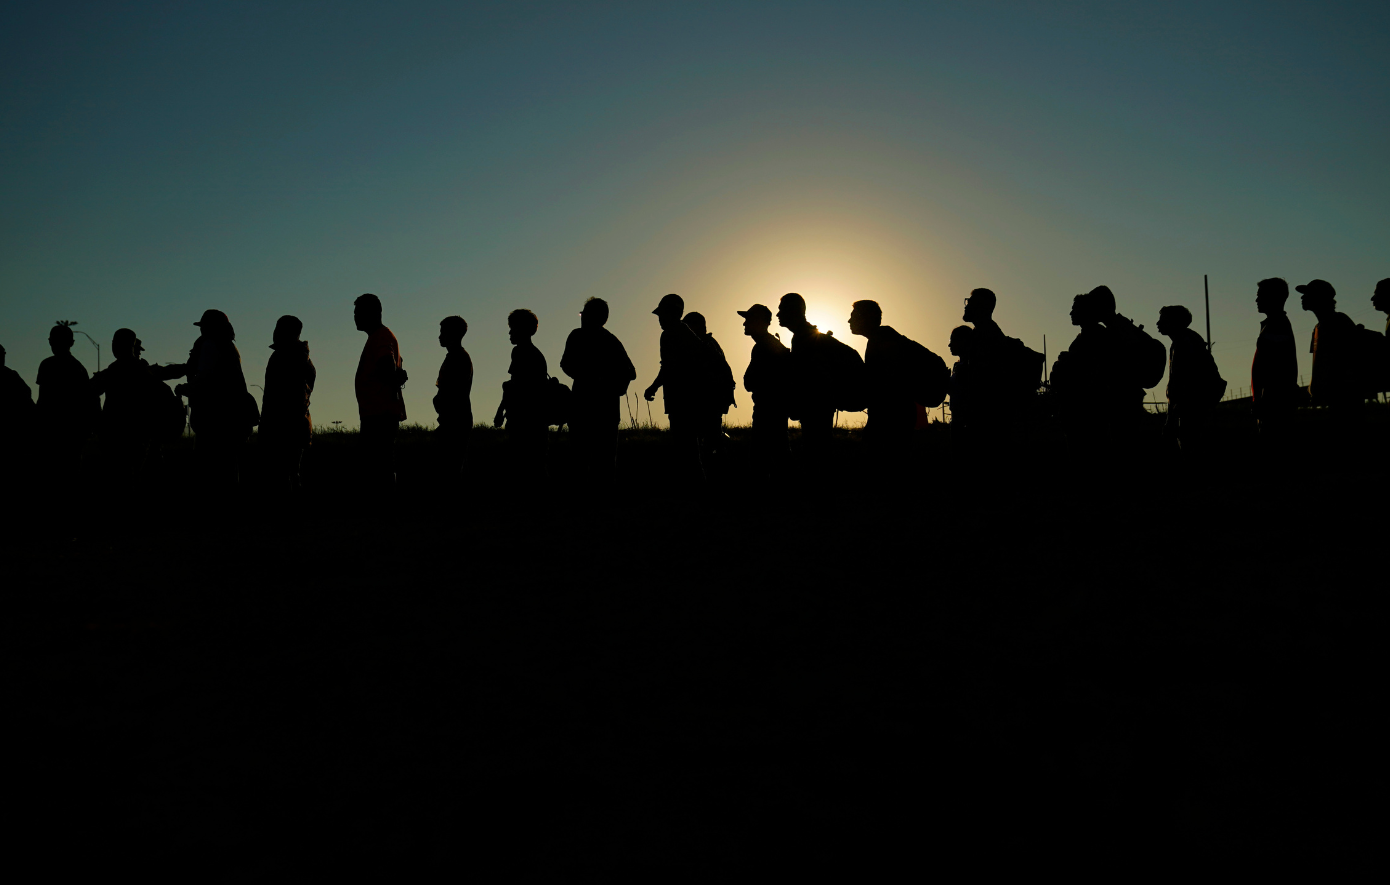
[1251,278,1300,440]
[174,310,255,488]
[682,311,736,460]
[1372,279,1390,396]
[739,303,791,475]
[354,293,407,493]
[1298,280,1362,426]
[260,315,316,492]
[0,343,36,469]
[1156,305,1224,454]
[644,294,705,485]
[494,309,549,471]
[560,298,635,480]
[1050,290,1135,448]
[962,287,1043,434]
[848,300,917,456]
[90,328,162,490]
[947,325,975,431]
[777,292,841,457]
[37,323,99,480]
[434,315,473,484]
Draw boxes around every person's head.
[949,324,975,358]
[49,323,74,355]
[194,309,234,341]
[652,293,684,331]
[738,304,772,337]
[272,315,303,349]
[1155,305,1193,338]
[581,297,609,329]
[1086,286,1117,321]
[508,308,538,344]
[963,288,997,323]
[354,293,383,332]
[1069,294,1092,328]
[776,292,807,330]
[1372,278,1390,314]
[111,328,138,361]
[1255,278,1289,316]
[1296,279,1336,315]
[439,315,467,349]
[683,312,708,336]
[848,300,882,337]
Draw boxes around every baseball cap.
[194,308,229,327]
[653,293,684,316]
[737,304,772,323]
[1294,279,1336,300]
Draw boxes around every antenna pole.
[1204,274,1212,354]
[1043,335,1047,383]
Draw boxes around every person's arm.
[644,368,663,401]
[559,331,578,381]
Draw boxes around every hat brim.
[1294,285,1308,294]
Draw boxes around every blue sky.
[2,1,1386,426]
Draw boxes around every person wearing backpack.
[561,297,636,480]
[644,294,706,486]
[495,308,550,474]
[1297,279,1364,431]
[777,292,862,459]
[682,311,736,462]
[1251,278,1300,443]
[848,299,920,458]
[962,287,1044,442]
[1156,305,1224,455]
[739,303,791,476]
[1050,290,1135,448]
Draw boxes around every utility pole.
[1204,274,1212,354]
[1043,335,1047,383]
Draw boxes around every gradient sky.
[3,1,1386,428]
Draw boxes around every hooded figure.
[260,315,316,490]
[174,309,255,486]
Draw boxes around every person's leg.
[360,417,398,493]
[668,411,704,488]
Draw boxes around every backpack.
[904,337,950,408]
[1109,314,1168,389]
[820,332,868,412]
[1353,324,1388,395]
[999,337,1045,401]
[544,376,572,427]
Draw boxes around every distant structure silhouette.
[849,299,923,457]
[561,298,635,480]
[962,288,1043,436]
[682,311,735,463]
[1251,278,1300,441]
[1376,279,1390,337]
[494,308,549,471]
[1298,280,1362,425]
[171,310,256,487]
[738,303,791,476]
[37,323,100,481]
[260,315,316,492]
[947,325,975,431]
[354,294,407,493]
[777,292,864,459]
[434,315,473,484]
[644,294,705,485]
[1156,305,1224,454]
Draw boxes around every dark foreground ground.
[8,406,1385,875]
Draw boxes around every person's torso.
[37,354,92,411]
[355,326,405,418]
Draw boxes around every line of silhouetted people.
[1,278,1386,494]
